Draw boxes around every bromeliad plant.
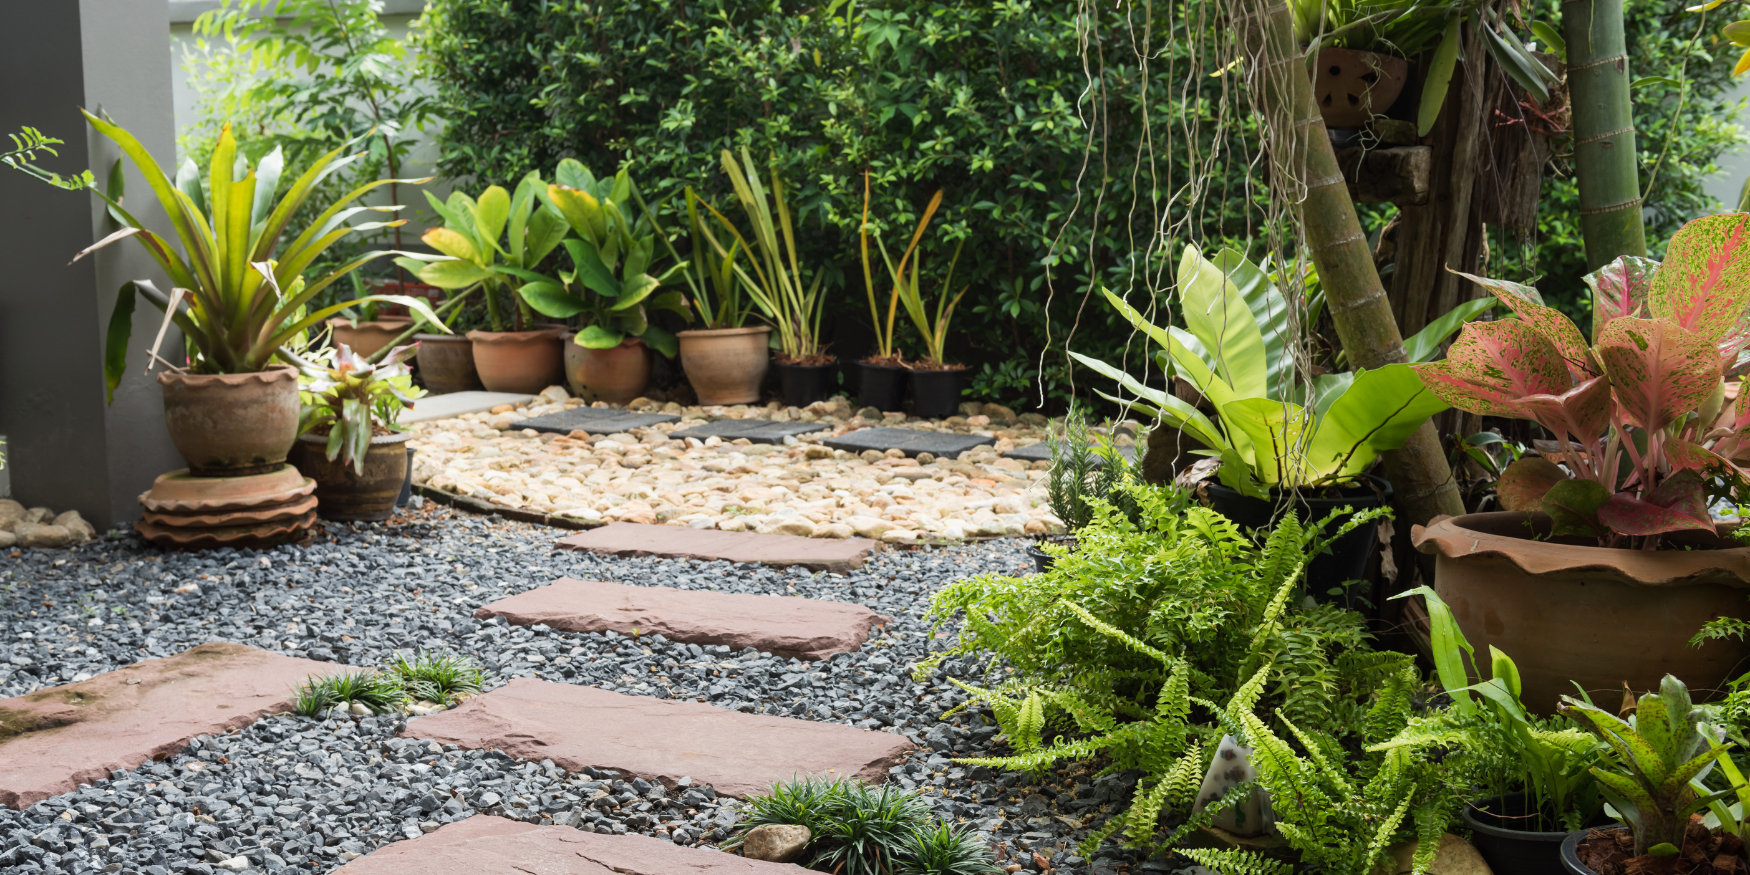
[396,173,569,333]
[513,160,692,357]
[296,341,425,475]
[1072,245,1484,498]
[74,114,445,395]
[1415,213,1750,548]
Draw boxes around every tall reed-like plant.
[703,147,827,362]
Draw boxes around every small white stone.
[348,702,372,716]
[216,856,251,871]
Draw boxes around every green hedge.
[415,0,1262,410]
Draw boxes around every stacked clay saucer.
[135,465,318,549]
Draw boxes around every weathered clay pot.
[678,326,771,405]
[564,336,651,405]
[467,329,564,395]
[1413,512,1750,713]
[158,365,301,476]
[288,431,413,522]
[1312,48,1411,128]
[328,316,412,360]
[413,333,482,394]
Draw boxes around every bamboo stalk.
[1237,0,1465,527]
[1562,0,1647,269]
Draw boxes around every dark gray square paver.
[821,427,994,458]
[671,419,829,444]
[1004,442,1138,465]
[509,408,680,435]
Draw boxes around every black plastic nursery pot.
[907,366,966,418]
[1203,473,1392,610]
[397,446,417,508]
[859,361,908,412]
[1560,828,1612,875]
[776,361,836,408]
[1027,536,1077,574]
[1462,793,1574,875]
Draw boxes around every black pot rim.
[1461,793,1570,841]
[1560,828,1613,875]
[774,360,837,371]
[1204,471,1394,505]
[859,361,908,372]
[299,430,415,447]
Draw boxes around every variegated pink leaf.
[1649,212,1750,344]
[1452,269,1595,379]
[1595,317,1722,432]
[1597,472,1716,536]
[1584,255,1658,343]
[1514,375,1612,451]
[1664,437,1720,474]
[1497,457,1567,512]
[1414,319,1570,418]
[1726,377,1750,433]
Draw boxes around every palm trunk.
[1237,0,1465,529]
[1562,0,1647,269]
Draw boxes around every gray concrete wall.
[0,0,185,530]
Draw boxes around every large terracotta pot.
[414,333,482,394]
[467,329,564,395]
[328,316,412,360]
[1312,48,1411,128]
[565,336,651,405]
[678,326,770,405]
[288,431,412,522]
[158,365,301,476]
[1413,512,1750,713]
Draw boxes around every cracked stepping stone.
[402,678,914,798]
[476,578,890,661]
[671,419,829,444]
[0,642,335,809]
[1004,443,1136,464]
[338,814,804,874]
[510,407,681,435]
[556,522,878,572]
[821,427,993,459]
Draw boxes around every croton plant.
[1416,213,1750,547]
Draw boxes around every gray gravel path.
[0,506,1148,875]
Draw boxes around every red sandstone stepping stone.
[476,578,889,660]
[403,678,914,798]
[338,814,804,874]
[0,642,335,809]
[556,522,878,572]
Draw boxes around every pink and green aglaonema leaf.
[1595,317,1723,433]
[1596,471,1717,536]
[1648,213,1750,345]
[1514,375,1612,452]
[1542,478,1611,538]
[1585,255,1659,343]
[1497,456,1568,512]
[1414,319,1571,419]
[1453,269,1595,379]
[1664,437,1720,475]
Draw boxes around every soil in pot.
[1564,824,1745,875]
[776,357,837,408]
[678,327,770,406]
[467,329,564,395]
[1464,793,1590,875]
[859,358,908,412]
[907,364,966,418]
[565,336,650,405]
[414,333,482,394]
[159,365,302,476]
[1312,48,1411,128]
[329,317,412,360]
[1413,512,1750,714]
[289,431,412,522]
[1204,474,1393,611]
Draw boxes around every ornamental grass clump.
[292,649,487,716]
[389,650,485,706]
[291,670,407,717]
[723,777,996,875]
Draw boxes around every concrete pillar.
[0,0,184,531]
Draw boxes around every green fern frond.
[1180,848,1292,875]
[1063,601,1173,665]
[1162,738,1206,810]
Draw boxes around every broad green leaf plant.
[74,114,445,398]
[395,174,569,333]
[1072,245,1475,499]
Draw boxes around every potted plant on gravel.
[1411,213,1750,714]
[515,160,692,404]
[288,341,424,522]
[703,147,833,407]
[398,176,569,395]
[883,189,971,419]
[1033,405,1138,572]
[675,186,770,405]
[74,115,445,476]
[854,172,910,413]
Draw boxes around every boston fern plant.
[297,341,424,475]
[72,113,444,396]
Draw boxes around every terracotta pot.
[158,365,301,477]
[414,333,482,394]
[328,316,413,360]
[564,336,651,405]
[678,326,771,405]
[288,431,413,522]
[467,329,564,395]
[1312,48,1411,128]
[1413,512,1750,713]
